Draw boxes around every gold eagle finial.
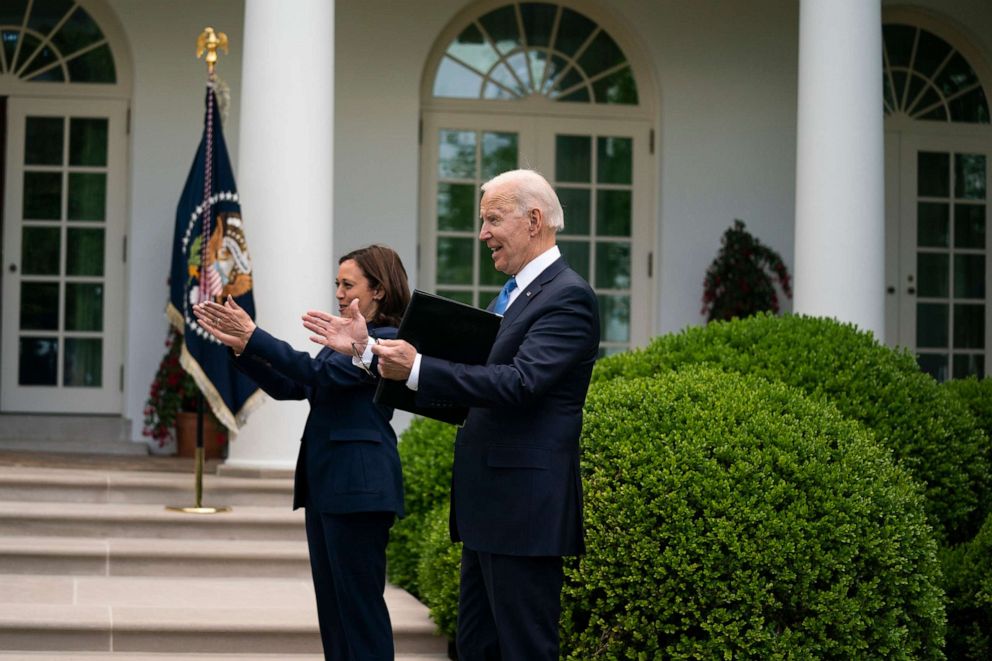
[196,27,229,75]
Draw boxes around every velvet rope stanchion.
[167,394,231,514]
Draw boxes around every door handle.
[907,287,916,295]
[887,286,895,294]
[7,263,15,273]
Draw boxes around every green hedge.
[416,503,462,641]
[560,367,944,659]
[387,417,456,597]
[942,513,992,660]
[593,314,990,544]
[943,376,992,518]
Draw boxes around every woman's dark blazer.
[233,324,404,517]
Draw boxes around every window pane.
[50,5,103,56]
[434,57,485,98]
[67,172,106,221]
[66,227,104,276]
[955,154,986,200]
[916,302,948,348]
[2,29,20,70]
[918,152,950,197]
[597,137,632,184]
[22,226,60,275]
[557,87,591,103]
[912,30,952,79]
[596,190,632,237]
[596,242,631,289]
[65,283,103,331]
[24,171,62,219]
[64,337,102,387]
[448,23,499,73]
[953,354,984,380]
[556,135,591,183]
[557,187,590,235]
[437,289,474,307]
[19,337,58,386]
[69,118,108,167]
[437,183,476,232]
[21,42,59,79]
[936,53,979,99]
[917,253,949,297]
[21,282,59,330]
[949,87,990,124]
[954,204,985,249]
[66,43,115,83]
[437,237,474,285]
[439,130,476,179]
[599,294,630,343]
[916,352,948,382]
[520,2,556,48]
[479,4,519,54]
[477,242,504,287]
[577,30,624,80]
[488,61,526,97]
[954,255,985,299]
[954,304,985,349]
[554,8,596,57]
[25,117,63,165]
[592,66,638,105]
[883,25,916,68]
[481,132,517,179]
[559,240,589,281]
[918,202,949,247]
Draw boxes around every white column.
[226,0,334,470]
[794,0,885,338]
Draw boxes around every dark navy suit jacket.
[234,325,404,517]
[416,257,599,556]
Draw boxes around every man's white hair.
[481,169,564,232]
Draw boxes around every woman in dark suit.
[193,244,410,661]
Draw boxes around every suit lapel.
[498,257,568,330]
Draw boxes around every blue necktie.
[493,276,517,315]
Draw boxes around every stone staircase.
[0,461,448,659]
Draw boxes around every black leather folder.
[374,290,501,425]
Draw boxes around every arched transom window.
[433,1,638,104]
[0,0,116,84]
[883,23,988,123]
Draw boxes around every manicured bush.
[416,503,462,641]
[593,313,990,544]
[387,417,456,597]
[561,368,945,659]
[943,376,992,515]
[942,513,992,660]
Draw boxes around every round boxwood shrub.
[387,416,456,597]
[942,513,992,660]
[416,503,462,641]
[943,376,992,516]
[593,313,990,544]
[561,367,944,659]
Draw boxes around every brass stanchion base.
[165,505,232,514]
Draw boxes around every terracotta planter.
[175,411,226,459]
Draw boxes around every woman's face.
[336,259,381,321]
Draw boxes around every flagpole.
[167,26,233,516]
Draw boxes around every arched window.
[883,24,989,123]
[433,1,637,104]
[0,0,116,84]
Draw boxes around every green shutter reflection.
[557,187,590,235]
[917,353,948,381]
[69,118,108,166]
[64,338,102,387]
[25,117,63,165]
[481,132,517,179]
[67,172,106,221]
[19,337,58,386]
[954,255,985,299]
[916,302,949,348]
[954,204,985,248]
[593,67,638,105]
[477,242,504,286]
[437,237,474,284]
[67,228,105,276]
[439,130,476,179]
[21,282,59,330]
[22,226,60,275]
[558,240,590,281]
[917,202,949,247]
[599,295,630,343]
[66,43,116,83]
[65,283,103,331]
[437,183,476,232]
[596,242,631,289]
[916,253,949,297]
[596,189,631,236]
[51,6,103,55]
[437,289,475,307]
[952,354,984,379]
[918,152,950,197]
[555,135,591,183]
[954,304,985,349]
[597,137,632,184]
[24,172,62,219]
[954,154,986,200]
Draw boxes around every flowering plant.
[701,219,792,322]
[142,327,227,447]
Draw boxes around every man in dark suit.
[372,169,600,659]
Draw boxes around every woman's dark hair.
[339,245,411,327]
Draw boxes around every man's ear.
[529,208,542,234]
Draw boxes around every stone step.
[0,466,294,507]
[0,536,310,578]
[0,577,447,656]
[0,501,306,541]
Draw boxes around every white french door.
[1,97,127,412]
[888,132,991,380]
[420,111,654,354]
